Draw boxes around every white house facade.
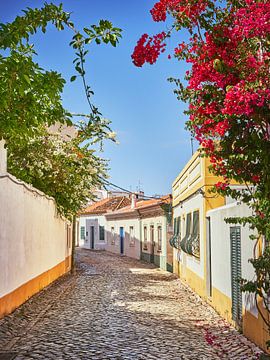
[78,196,131,251]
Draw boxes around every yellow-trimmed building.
[172,150,270,351]
[171,150,225,298]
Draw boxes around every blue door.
[120,227,124,255]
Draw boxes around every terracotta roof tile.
[80,196,131,215]
[106,194,172,215]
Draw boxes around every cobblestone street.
[0,249,263,359]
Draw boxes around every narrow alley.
[0,250,262,360]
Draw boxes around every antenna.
[190,137,194,156]
[137,180,142,193]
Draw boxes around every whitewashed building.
[0,140,72,318]
[105,195,173,270]
[206,201,268,349]
[79,196,130,250]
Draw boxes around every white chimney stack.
[0,139,7,174]
[131,193,137,209]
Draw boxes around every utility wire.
[100,177,171,201]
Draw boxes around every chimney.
[131,193,137,209]
[0,139,7,174]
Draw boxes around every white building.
[0,140,72,318]
[207,201,267,349]
[105,195,173,270]
[79,196,131,250]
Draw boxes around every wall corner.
[0,139,7,174]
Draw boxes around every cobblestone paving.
[0,249,264,359]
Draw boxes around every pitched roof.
[80,196,131,215]
[106,195,172,216]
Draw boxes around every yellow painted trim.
[189,158,201,173]
[173,179,204,207]
[211,287,234,324]
[189,173,201,188]
[0,256,71,319]
[172,151,201,187]
[177,263,206,298]
[243,299,270,352]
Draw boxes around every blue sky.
[1,0,194,196]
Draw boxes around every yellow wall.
[211,287,234,324]
[178,264,206,298]
[173,151,225,299]
[173,151,270,352]
[210,287,270,352]
[0,256,71,319]
[243,300,270,352]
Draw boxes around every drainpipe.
[71,215,76,274]
[138,209,142,261]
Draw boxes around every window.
[192,210,200,256]
[80,226,85,240]
[180,213,191,253]
[180,211,200,258]
[129,226,135,246]
[230,226,242,322]
[150,225,154,247]
[111,227,115,245]
[157,226,162,252]
[171,217,181,249]
[143,226,148,250]
[177,217,181,238]
[99,225,105,241]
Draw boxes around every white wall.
[79,214,106,250]
[106,217,141,259]
[207,202,257,315]
[174,193,205,279]
[141,215,167,256]
[0,140,7,174]
[0,175,71,298]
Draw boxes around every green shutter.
[230,226,242,322]
[80,226,85,239]
[99,225,105,241]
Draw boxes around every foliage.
[0,3,122,217]
[7,126,108,218]
[132,0,270,338]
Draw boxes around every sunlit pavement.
[0,249,262,359]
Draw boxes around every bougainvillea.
[131,32,166,67]
[133,0,270,345]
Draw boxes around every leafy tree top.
[0,2,122,217]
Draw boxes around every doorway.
[150,225,155,263]
[90,226,95,249]
[120,227,124,255]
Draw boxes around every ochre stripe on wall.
[0,256,71,319]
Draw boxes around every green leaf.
[70,75,76,82]
[23,74,31,85]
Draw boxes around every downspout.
[71,215,76,274]
[137,209,142,260]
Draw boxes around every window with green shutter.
[80,226,85,240]
[99,225,105,241]
[230,226,242,322]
